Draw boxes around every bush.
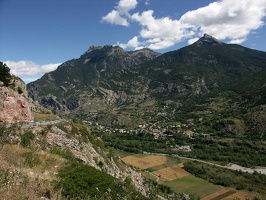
[50,146,76,161]
[55,162,145,199]
[17,87,23,94]
[20,131,34,147]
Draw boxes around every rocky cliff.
[3,120,150,197]
[44,123,148,196]
[0,77,34,123]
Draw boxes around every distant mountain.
[27,35,266,136]
[27,46,161,112]
[137,33,266,98]
[29,35,265,109]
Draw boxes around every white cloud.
[145,0,150,6]
[103,0,266,50]
[117,36,140,49]
[117,0,138,14]
[102,10,129,26]
[102,0,138,26]
[4,60,61,83]
[180,0,266,44]
[131,10,194,49]
[188,37,200,45]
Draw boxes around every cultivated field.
[164,175,223,198]
[153,164,189,184]
[122,154,258,199]
[202,188,255,200]
[122,155,167,169]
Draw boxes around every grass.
[110,147,134,158]
[1,144,66,179]
[0,144,66,199]
[212,190,236,200]
[33,113,58,121]
[163,175,223,198]
[141,171,158,181]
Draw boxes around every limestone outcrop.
[45,124,148,196]
[0,78,34,123]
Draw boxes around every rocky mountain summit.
[195,33,223,46]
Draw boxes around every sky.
[1,0,266,83]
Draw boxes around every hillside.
[1,62,188,199]
[27,46,161,112]
[2,34,266,198]
[0,119,166,199]
[27,34,266,137]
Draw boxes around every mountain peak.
[195,33,223,46]
[85,45,124,54]
[80,45,126,60]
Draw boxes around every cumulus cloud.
[102,0,138,26]
[180,0,266,43]
[102,10,129,26]
[117,0,138,14]
[131,10,194,49]
[117,36,140,49]
[103,0,266,50]
[4,60,61,83]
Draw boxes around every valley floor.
[120,153,264,199]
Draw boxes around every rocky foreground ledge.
[0,78,34,124]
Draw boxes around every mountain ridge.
[27,35,266,111]
[26,34,266,136]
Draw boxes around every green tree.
[0,62,11,86]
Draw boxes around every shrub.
[20,131,34,147]
[17,87,23,94]
[55,162,145,199]
[50,146,76,161]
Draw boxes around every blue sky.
[1,0,266,83]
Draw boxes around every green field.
[141,171,158,181]
[212,190,236,200]
[109,147,134,158]
[33,113,58,121]
[163,175,223,198]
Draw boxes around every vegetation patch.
[201,188,233,200]
[20,131,34,147]
[211,190,236,200]
[50,146,76,161]
[0,62,11,86]
[164,175,223,198]
[109,147,133,158]
[184,161,266,196]
[54,162,145,199]
[33,113,58,121]
[0,144,65,199]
